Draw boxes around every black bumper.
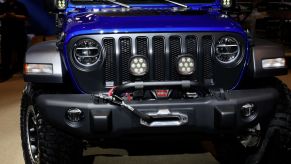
[36,88,278,138]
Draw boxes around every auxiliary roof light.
[57,0,66,10]
[222,0,232,8]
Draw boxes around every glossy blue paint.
[62,1,249,92]
[64,12,244,43]
[66,4,220,12]
[66,0,222,9]
[231,34,250,90]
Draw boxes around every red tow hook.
[125,93,133,102]
[108,87,116,97]
[108,87,132,102]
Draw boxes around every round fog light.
[241,103,256,118]
[177,56,195,75]
[129,56,148,76]
[66,108,84,122]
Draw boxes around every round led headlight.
[129,56,148,76]
[177,56,195,75]
[73,39,101,68]
[215,36,240,64]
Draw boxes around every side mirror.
[44,0,67,12]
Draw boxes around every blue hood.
[64,9,244,43]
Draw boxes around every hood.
[64,9,244,42]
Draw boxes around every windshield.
[70,0,216,4]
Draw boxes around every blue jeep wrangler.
[20,0,291,164]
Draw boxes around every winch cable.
[92,94,153,122]
[93,81,197,123]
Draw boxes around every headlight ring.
[72,38,103,71]
[215,36,242,66]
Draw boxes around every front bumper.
[36,88,278,138]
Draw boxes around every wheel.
[20,84,83,164]
[260,112,291,164]
[213,78,291,164]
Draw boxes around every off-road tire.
[213,77,291,164]
[20,84,83,164]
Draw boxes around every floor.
[0,73,290,164]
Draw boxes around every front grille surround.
[67,32,246,92]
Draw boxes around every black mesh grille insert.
[120,37,132,82]
[136,37,148,57]
[186,36,198,79]
[152,36,165,80]
[169,36,181,80]
[103,38,116,82]
[186,36,198,57]
[201,36,214,79]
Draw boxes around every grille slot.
[103,38,116,82]
[201,36,214,80]
[185,36,198,58]
[119,37,132,82]
[185,35,198,80]
[152,36,166,81]
[169,36,181,80]
[136,37,148,57]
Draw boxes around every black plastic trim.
[36,88,278,138]
[24,75,63,83]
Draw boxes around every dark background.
[17,0,55,35]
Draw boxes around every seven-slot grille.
[103,34,214,85]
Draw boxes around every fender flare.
[24,40,65,83]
